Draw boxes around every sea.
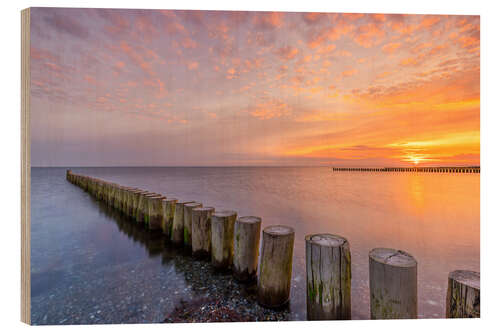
[30,167,480,324]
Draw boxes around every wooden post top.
[305,233,348,247]
[177,200,194,205]
[449,270,480,289]
[237,216,262,224]
[369,248,417,268]
[144,193,160,197]
[263,225,294,236]
[213,210,237,218]
[192,207,215,213]
[164,198,178,203]
[184,202,202,208]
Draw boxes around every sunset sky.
[30,8,479,167]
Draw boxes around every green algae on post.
[257,225,295,308]
[211,210,237,270]
[369,248,418,319]
[306,233,351,320]
[233,216,261,282]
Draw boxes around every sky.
[30,8,480,167]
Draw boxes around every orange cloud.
[254,12,284,29]
[342,68,358,78]
[187,61,199,70]
[307,20,353,49]
[276,46,299,60]
[382,42,401,54]
[245,100,291,120]
[352,23,385,48]
[182,37,198,49]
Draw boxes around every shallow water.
[31,167,480,324]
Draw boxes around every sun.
[402,154,427,165]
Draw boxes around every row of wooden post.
[66,170,294,308]
[332,167,480,173]
[66,170,479,319]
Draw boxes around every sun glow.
[402,154,431,165]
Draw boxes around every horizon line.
[31,165,481,168]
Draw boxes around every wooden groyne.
[65,169,479,320]
[332,166,480,173]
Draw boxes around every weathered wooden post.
[191,207,215,258]
[135,192,151,223]
[257,225,295,308]
[130,190,145,220]
[161,198,177,238]
[172,201,194,244]
[113,185,123,210]
[184,202,203,247]
[233,216,262,282]
[446,270,480,318]
[305,234,351,320]
[148,195,165,230]
[127,188,140,217]
[122,188,134,217]
[144,193,161,225]
[108,184,116,207]
[369,248,418,319]
[211,210,237,270]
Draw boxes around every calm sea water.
[31,167,480,324]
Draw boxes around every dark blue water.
[31,167,480,324]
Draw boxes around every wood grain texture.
[369,248,418,319]
[183,202,202,247]
[257,225,295,308]
[21,7,31,324]
[172,201,194,244]
[446,270,480,318]
[147,195,165,230]
[161,198,177,238]
[306,234,351,320]
[211,210,237,270]
[233,216,261,282]
[191,207,215,257]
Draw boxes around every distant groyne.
[65,169,480,320]
[332,166,480,173]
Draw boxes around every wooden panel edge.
[21,7,31,325]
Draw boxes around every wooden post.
[446,270,480,318]
[183,202,203,247]
[135,192,152,224]
[369,248,418,319]
[123,188,135,217]
[143,193,160,225]
[172,201,194,244]
[148,195,165,230]
[108,184,116,207]
[161,198,177,239]
[305,234,351,320]
[211,210,237,270]
[233,216,262,282]
[257,225,295,308]
[131,190,146,221]
[191,207,215,258]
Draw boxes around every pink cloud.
[182,37,198,49]
[352,23,385,48]
[276,46,299,60]
[382,42,402,54]
[187,61,199,70]
[254,12,285,30]
[342,68,358,78]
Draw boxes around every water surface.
[31,167,480,324]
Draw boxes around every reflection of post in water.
[95,200,165,258]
